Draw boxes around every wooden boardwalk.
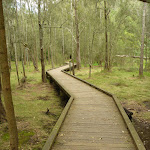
[43,65,145,150]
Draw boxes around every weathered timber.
[42,96,74,150]
[43,65,145,150]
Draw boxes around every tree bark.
[48,33,50,65]
[54,28,57,65]
[22,14,26,65]
[139,3,146,77]
[38,0,46,82]
[14,34,20,85]
[49,26,54,68]
[0,1,18,149]
[7,23,12,71]
[145,34,148,70]
[25,22,29,67]
[20,0,26,66]
[74,0,81,70]
[62,8,65,64]
[15,0,26,79]
[27,0,38,71]
[71,0,75,75]
[104,1,109,71]
[90,31,95,66]
[0,67,6,123]
[89,64,92,78]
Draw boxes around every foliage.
[1,0,149,70]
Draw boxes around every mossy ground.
[0,62,64,150]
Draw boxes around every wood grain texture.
[45,65,145,150]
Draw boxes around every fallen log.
[116,55,149,60]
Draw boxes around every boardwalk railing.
[43,65,146,150]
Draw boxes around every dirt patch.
[37,96,50,101]
[16,82,34,90]
[28,134,39,145]
[42,121,56,134]
[133,118,150,150]
[143,101,150,110]
[17,121,31,131]
[122,102,150,149]
[122,101,147,113]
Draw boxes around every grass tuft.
[0,61,64,150]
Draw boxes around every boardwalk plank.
[45,65,144,150]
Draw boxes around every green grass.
[1,130,34,145]
[76,66,150,121]
[0,61,64,150]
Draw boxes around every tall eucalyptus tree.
[0,67,6,123]
[38,0,46,82]
[139,3,146,76]
[0,0,18,149]
[74,0,81,70]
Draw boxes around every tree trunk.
[27,0,38,71]
[90,31,95,66]
[20,0,26,66]
[21,52,26,78]
[15,0,26,79]
[89,64,92,78]
[38,0,46,82]
[7,21,12,71]
[62,8,65,64]
[104,1,109,71]
[0,67,6,123]
[25,22,29,67]
[14,1,21,61]
[44,44,47,66]
[22,14,26,65]
[139,3,146,77]
[71,0,75,75]
[145,34,148,70]
[0,1,18,149]
[48,39,50,65]
[14,34,20,85]
[74,0,81,70]
[54,28,57,65]
[108,33,112,70]
[49,27,54,68]
[6,25,11,71]
[62,28,65,64]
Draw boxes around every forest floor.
[0,62,66,150]
[1,63,150,149]
[75,65,150,150]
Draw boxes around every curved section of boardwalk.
[46,65,144,150]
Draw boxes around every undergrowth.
[0,62,63,150]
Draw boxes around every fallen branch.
[116,55,149,59]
